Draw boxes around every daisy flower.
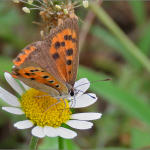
[0,72,102,139]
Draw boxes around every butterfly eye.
[55,85,60,88]
[69,90,74,96]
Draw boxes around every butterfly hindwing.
[12,61,68,96]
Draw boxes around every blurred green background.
[1,0,150,149]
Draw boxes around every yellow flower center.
[21,88,71,127]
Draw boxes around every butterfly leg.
[35,95,50,98]
[72,93,76,108]
[43,99,61,112]
[69,100,74,108]
[59,98,68,118]
[69,93,76,108]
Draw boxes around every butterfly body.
[11,17,79,98]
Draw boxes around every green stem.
[58,136,65,149]
[29,136,39,149]
[90,2,150,73]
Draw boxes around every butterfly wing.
[13,41,63,83]
[12,61,68,96]
[43,17,79,86]
[12,17,79,95]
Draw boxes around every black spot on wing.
[42,75,49,79]
[64,35,69,40]
[30,70,35,72]
[35,69,39,72]
[30,78,35,80]
[31,73,36,75]
[25,73,30,76]
[49,80,54,83]
[55,41,60,50]
[55,85,60,88]
[60,42,65,47]
[66,60,72,65]
[52,53,60,60]
[64,35,72,41]
[68,35,72,40]
[68,71,71,74]
[66,48,73,56]
[72,38,76,43]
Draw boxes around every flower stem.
[58,136,65,149]
[29,136,39,149]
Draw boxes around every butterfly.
[11,17,79,99]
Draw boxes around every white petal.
[20,81,30,91]
[66,120,93,129]
[74,78,90,98]
[74,78,89,87]
[2,107,24,115]
[44,126,58,137]
[0,86,20,102]
[31,126,45,138]
[71,113,102,120]
[4,72,23,95]
[56,127,77,139]
[0,93,21,107]
[69,93,97,108]
[14,120,33,129]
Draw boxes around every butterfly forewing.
[44,18,79,86]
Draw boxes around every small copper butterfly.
[11,17,79,98]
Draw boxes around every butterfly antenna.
[75,78,111,89]
[75,89,96,99]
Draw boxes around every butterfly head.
[69,89,75,97]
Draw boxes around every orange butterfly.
[11,17,79,99]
